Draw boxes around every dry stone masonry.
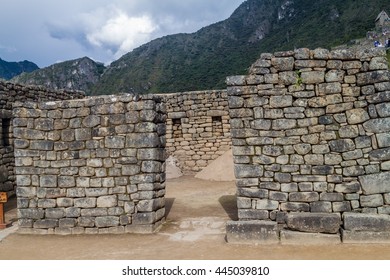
[226,48,390,244]
[161,90,231,174]
[13,94,166,234]
[3,47,390,243]
[0,81,84,194]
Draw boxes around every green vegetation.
[12,57,105,93]
[0,58,38,80]
[9,0,390,95]
[90,0,390,95]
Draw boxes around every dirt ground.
[1,176,390,260]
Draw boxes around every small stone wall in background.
[161,90,231,174]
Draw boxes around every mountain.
[0,58,39,80]
[11,0,390,95]
[90,0,390,95]
[11,57,105,93]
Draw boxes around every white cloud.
[0,0,244,66]
[82,7,158,59]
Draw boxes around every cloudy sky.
[0,0,244,68]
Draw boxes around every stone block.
[45,208,65,219]
[226,221,279,244]
[280,230,341,245]
[363,118,390,133]
[65,207,81,218]
[301,71,325,84]
[320,192,344,201]
[329,139,355,152]
[289,192,319,202]
[97,195,117,208]
[375,102,390,118]
[105,136,125,149]
[332,201,351,212]
[360,194,384,208]
[133,212,157,225]
[280,202,310,212]
[95,216,120,228]
[310,201,332,213]
[59,218,76,228]
[256,199,279,210]
[18,208,45,219]
[122,165,141,176]
[238,209,269,220]
[335,182,361,194]
[16,186,36,198]
[126,133,160,148]
[80,208,107,217]
[29,140,54,151]
[271,57,294,71]
[74,198,96,208]
[270,95,293,108]
[286,213,341,234]
[234,165,263,178]
[141,161,162,173]
[34,219,58,229]
[356,70,389,86]
[359,172,390,194]
[58,176,76,188]
[370,144,390,160]
[376,133,390,148]
[343,213,390,232]
[342,229,390,244]
[40,175,57,188]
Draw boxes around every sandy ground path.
[1,176,390,260]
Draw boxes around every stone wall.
[226,48,390,244]
[13,94,166,234]
[161,90,231,174]
[0,81,84,193]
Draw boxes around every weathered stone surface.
[346,108,370,125]
[343,213,390,232]
[369,147,390,161]
[97,195,117,208]
[376,102,390,118]
[95,216,120,228]
[226,221,279,244]
[238,209,269,220]
[286,213,341,234]
[359,172,390,195]
[280,230,341,244]
[342,230,390,244]
[289,192,319,202]
[329,139,355,152]
[270,95,293,108]
[356,70,389,86]
[301,71,325,84]
[335,182,361,194]
[360,194,384,207]
[363,118,390,133]
[234,165,263,178]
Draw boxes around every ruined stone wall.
[13,94,166,234]
[226,48,390,243]
[161,90,231,174]
[0,81,84,193]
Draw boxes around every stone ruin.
[1,47,390,244]
[226,47,390,244]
